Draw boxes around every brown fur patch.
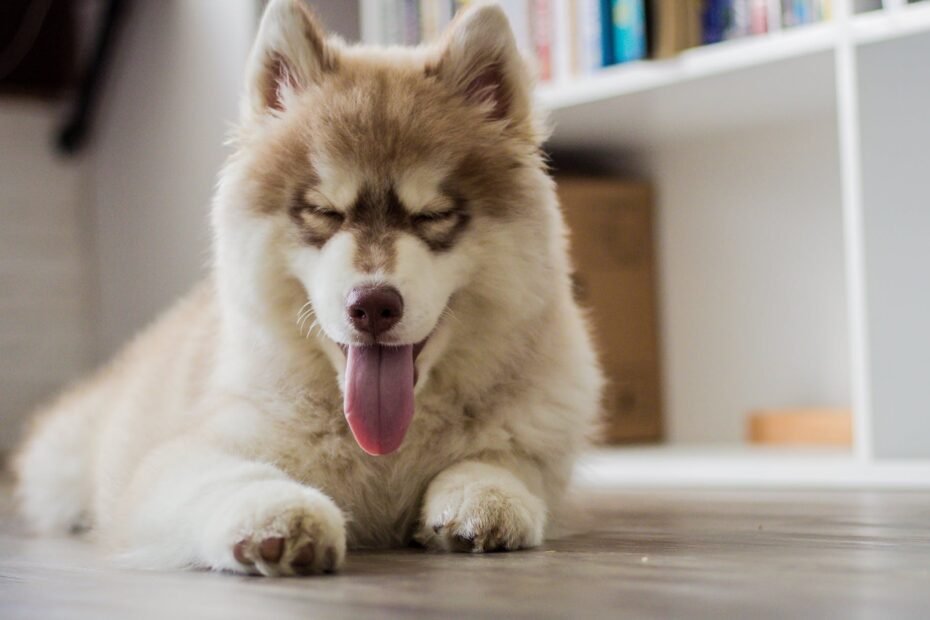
[348,185,470,272]
[348,186,404,272]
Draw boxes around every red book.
[531,0,553,82]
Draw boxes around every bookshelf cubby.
[321,0,930,485]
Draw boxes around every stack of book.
[360,1,833,82]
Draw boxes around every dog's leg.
[415,459,547,553]
[108,438,346,577]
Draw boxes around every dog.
[13,0,603,577]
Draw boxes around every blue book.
[702,0,730,44]
[600,0,615,65]
[611,0,646,63]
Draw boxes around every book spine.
[576,0,605,72]
[384,0,405,45]
[360,0,381,45]
[702,0,730,44]
[749,0,768,33]
[650,0,678,59]
[599,0,614,65]
[812,0,829,21]
[782,0,793,28]
[784,0,815,27]
[611,0,646,62]
[797,0,811,24]
[568,0,580,73]
[766,0,783,31]
[728,0,752,38]
[403,0,420,45]
[684,0,705,50]
[531,0,554,81]
[554,0,573,82]
[419,0,437,43]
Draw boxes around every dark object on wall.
[57,0,128,154]
[0,0,129,155]
[558,176,664,444]
[0,0,77,98]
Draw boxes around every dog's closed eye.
[412,210,456,225]
[289,197,345,247]
[300,203,345,222]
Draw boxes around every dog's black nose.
[347,286,403,337]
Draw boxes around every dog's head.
[215,0,555,455]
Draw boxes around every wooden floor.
[2,486,930,619]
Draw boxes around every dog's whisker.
[441,307,463,326]
[297,304,315,335]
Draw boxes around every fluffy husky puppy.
[14,0,602,576]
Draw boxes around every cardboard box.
[747,408,853,447]
[557,176,663,443]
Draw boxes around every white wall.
[90,0,256,359]
[88,1,362,360]
[0,103,92,450]
[651,118,851,443]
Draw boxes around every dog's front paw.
[416,463,546,553]
[209,483,346,577]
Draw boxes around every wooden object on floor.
[747,407,853,446]
[557,176,663,444]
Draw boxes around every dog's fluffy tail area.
[13,393,99,535]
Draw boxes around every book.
[575,0,610,72]
[750,0,769,34]
[649,0,703,58]
[530,0,554,81]
[784,0,824,27]
[418,0,455,43]
[702,0,730,44]
[611,0,647,63]
[600,0,615,65]
[402,0,420,45]
[728,0,752,38]
[767,0,783,32]
[553,0,574,81]
[380,0,405,45]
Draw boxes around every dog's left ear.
[243,0,336,118]
[431,5,533,129]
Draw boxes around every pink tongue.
[344,345,415,456]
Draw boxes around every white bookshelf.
[575,445,930,489]
[537,20,838,112]
[540,0,930,485]
[334,1,930,486]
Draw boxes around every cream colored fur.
[13,1,603,577]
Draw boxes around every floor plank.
[2,487,930,619]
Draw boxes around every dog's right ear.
[243,0,336,118]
